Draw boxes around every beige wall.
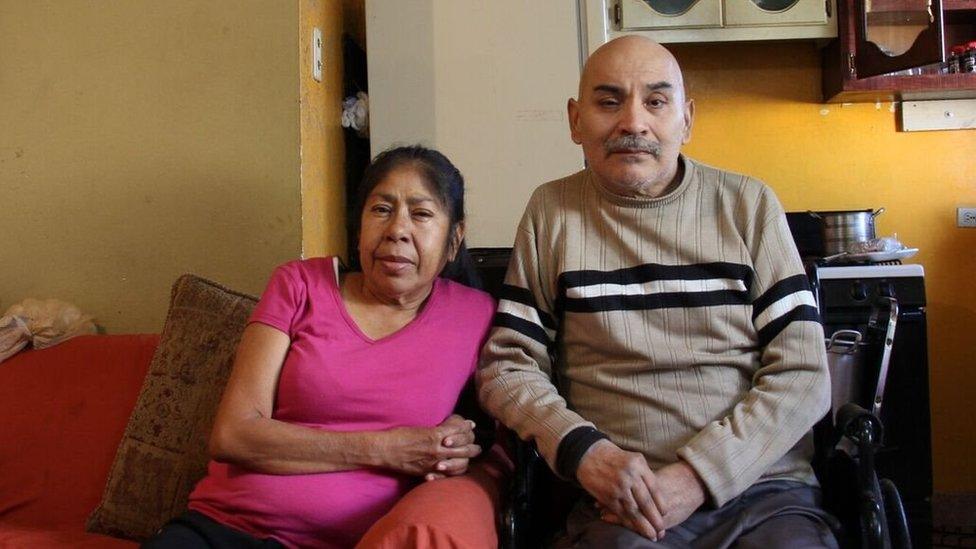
[365,0,584,247]
[0,1,304,333]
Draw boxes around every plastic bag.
[341,92,369,138]
[0,298,97,364]
[0,315,31,363]
[847,234,904,254]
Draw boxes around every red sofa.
[0,335,509,548]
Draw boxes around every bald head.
[567,36,694,198]
[578,36,686,102]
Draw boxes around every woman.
[144,146,496,549]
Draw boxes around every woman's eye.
[371,205,392,214]
[412,210,434,219]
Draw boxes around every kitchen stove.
[812,262,932,547]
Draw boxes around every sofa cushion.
[0,334,158,535]
[86,275,257,541]
[0,525,136,548]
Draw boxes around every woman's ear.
[448,222,465,261]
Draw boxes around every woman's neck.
[340,273,434,340]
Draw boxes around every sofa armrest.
[356,444,513,549]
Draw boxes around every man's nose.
[618,99,649,135]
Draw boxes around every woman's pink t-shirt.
[188,257,495,548]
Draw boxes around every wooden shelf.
[824,71,976,102]
[944,0,976,10]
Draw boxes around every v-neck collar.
[330,260,441,345]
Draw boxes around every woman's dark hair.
[349,145,481,289]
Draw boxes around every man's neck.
[594,156,685,199]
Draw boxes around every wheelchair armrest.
[502,433,545,549]
[838,404,887,549]
[501,434,579,549]
[836,403,884,447]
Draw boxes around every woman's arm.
[208,322,481,475]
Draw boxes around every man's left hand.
[600,460,707,530]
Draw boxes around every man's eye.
[598,99,619,107]
[647,98,666,108]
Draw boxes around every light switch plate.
[312,27,323,82]
[957,207,976,228]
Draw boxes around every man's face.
[568,38,694,198]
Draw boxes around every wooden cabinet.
[584,0,837,45]
[822,0,976,102]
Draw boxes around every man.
[477,36,837,548]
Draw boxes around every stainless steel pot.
[809,208,885,256]
[825,329,866,419]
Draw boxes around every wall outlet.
[958,207,976,228]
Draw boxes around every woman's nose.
[384,213,410,241]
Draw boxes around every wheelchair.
[469,248,913,549]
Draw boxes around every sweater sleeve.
[476,193,597,476]
[676,184,831,506]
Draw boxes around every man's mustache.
[604,136,661,157]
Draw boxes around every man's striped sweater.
[477,156,830,507]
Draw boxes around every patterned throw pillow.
[86,274,257,540]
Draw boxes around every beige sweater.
[477,157,830,506]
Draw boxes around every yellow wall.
[300,0,348,259]
[671,41,976,493]
[0,1,303,333]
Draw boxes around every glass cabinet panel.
[854,0,945,77]
[752,0,803,10]
[725,0,830,26]
[620,0,723,29]
[642,0,701,15]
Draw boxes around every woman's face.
[358,166,460,302]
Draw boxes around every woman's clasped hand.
[381,414,482,480]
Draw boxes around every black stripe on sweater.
[498,284,556,331]
[751,274,812,322]
[756,305,821,348]
[562,289,751,313]
[493,312,551,348]
[557,262,753,290]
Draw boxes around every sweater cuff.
[555,426,609,480]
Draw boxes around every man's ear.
[682,99,695,144]
[568,98,583,145]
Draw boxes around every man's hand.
[576,439,666,541]
[600,460,707,531]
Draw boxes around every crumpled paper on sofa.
[0,298,97,363]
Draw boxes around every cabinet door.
[853,0,944,77]
[725,0,829,26]
[619,0,723,29]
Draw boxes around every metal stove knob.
[850,281,870,302]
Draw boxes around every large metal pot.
[809,208,884,255]
[825,329,867,419]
